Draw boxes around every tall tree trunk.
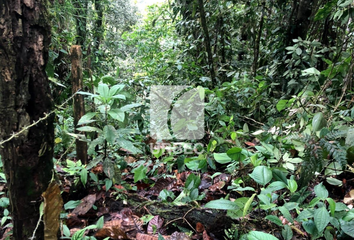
[73,0,88,46]
[198,0,216,87]
[94,0,104,53]
[71,45,88,164]
[0,0,54,239]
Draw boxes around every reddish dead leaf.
[202,230,211,240]
[245,141,255,147]
[72,194,96,216]
[209,181,225,192]
[136,233,171,240]
[196,222,204,233]
[147,216,164,234]
[0,226,12,240]
[95,226,127,239]
[91,164,103,174]
[42,182,63,240]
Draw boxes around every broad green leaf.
[297,209,314,221]
[227,147,242,160]
[265,215,283,226]
[338,0,353,7]
[272,169,288,184]
[204,199,239,210]
[335,202,347,211]
[108,109,125,122]
[282,225,293,240]
[214,153,232,164]
[326,177,343,186]
[62,224,70,237]
[314,183,328,199]
[80,168,88,186]
[326,198,336,216]
[116,138,141,154]
[105,179,113,191]
[132,164,147,182]
[185,173,201,190]
[97,83,110,99]
[261,181,287,195]
[296,48,302,55]
[77,112,97,125]
[302,67,320,76]
[247,231,279,240]
[76,126,102,133]
[287,179,298,193]
[302,220,316,235]
[314,207,330,233]
[279,206,293,223]
[312,112,326,132]
[111,94,126,100]
[103,158,115,179]
[325,162,343,176]
[258,194,270,205]
[108,84,124,97]
[158,189,176,201]
[284,202,299,211]
[324,228,334,240]
[96,216,104,229]
[340,219,354,238]
[120,103,142,112]
[276,99,289,112]
[103,125,117,144]
[64,200,81,210]
[249,166,272,186]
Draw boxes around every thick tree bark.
[71,45,88,164]
[0,0,54,239]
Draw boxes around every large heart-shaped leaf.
[249,166,272,186]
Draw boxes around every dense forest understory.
[0,0,354,239]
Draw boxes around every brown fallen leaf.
[136,232,171,240]
[209,181,225,192]
[147,216,164,234]
[344,189,354,204]
[95,226,127,239]
[42,182,63,240]
[72,194,96,216]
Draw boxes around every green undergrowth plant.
[74,83,142,189]
[77,82,142,156]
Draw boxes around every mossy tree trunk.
[71,45,88,164]
[0,0,54,239]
